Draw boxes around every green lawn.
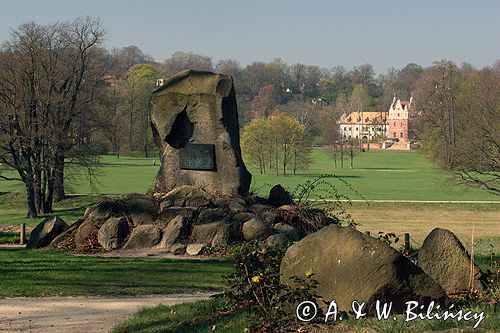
[0,249,232,297]
[1,149,499,201]
[248,148,500,201]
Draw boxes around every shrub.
[216,241,321,327]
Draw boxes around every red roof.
[400,101,410,105]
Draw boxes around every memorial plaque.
[179,144,216,171]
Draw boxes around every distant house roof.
[338,111,388,125]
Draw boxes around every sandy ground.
[0,293,212,333]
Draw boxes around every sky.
[0,0,498,73]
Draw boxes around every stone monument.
[150,70,251,197]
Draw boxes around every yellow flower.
[251,276,261,283]
[259,248,268,255]
[305,270,313,278]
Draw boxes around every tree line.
[0,17,498,218]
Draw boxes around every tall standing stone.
[150,70,251,197]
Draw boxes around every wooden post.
[404,233,410,254]
[20,223,26,245]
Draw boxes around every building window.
[400,132,403,138]
[393,122,396,127]
[393,132,396,137]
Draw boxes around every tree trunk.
[333,145,337,169]
[25,183,38,218]
[340,144,344,168]
[53,152,65,202]
[350,143,354,169]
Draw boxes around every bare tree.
[416,61,499,195]
[0,17,107,217]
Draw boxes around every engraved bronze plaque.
[179,144,216,171]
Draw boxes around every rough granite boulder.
[160,185,212,207]
[124,225,161,249]
[280,225,450,314]
[75,222,99,249]
[192,221,226,243]
[417,228,485,292]
[158,215,187,249]
[170,243,187,255]
[150,70,251,197]
[268,184,293,207]
[26,216,68,249]
[98,217,130,250]
[186,243,206,256]
[158,207,196,223]
[266,233,288,247]
[211,225,230,247]
[124,194,159,225]
[273,223,300,240]
[198,209,226,223]
[84,200,127,228]
[242,217,269,241]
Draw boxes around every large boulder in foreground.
[150,70,251,197]
[280,225,449,314]
[26,216,68,249]
[418,228,485,292]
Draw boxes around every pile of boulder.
[280,225,487,314]
[28,184,336,255]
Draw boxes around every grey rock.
[242,217,269,241]
[26,216,68,249]
[158,215,187,249]
[170,243,187,255]
[161,185,212,207]
[418,228,485,292]
[123,225,161,249]
[75,222,99,249]
[266,234,288,247]
[49,218,85,250]
[186,243,206,256]
[250,204,272,212]
[150,70,252,196]
[262,211,284,224]
[198,209,226,223]
[233,212,256,223]
[273,223,300,240]
[280,225,450,314]
[158,207,195,223]
[98,217,130,250]
[84,200,126,228]
[124,194,159,225]
[229,202,245,213]
[211,225,230,247]
[192,221,225,243]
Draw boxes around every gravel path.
[0,293,212,333]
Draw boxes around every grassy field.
[0,249,232,297]
[1,149,499,201]
[1,149,498,253]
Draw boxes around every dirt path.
[0,293,212,333]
